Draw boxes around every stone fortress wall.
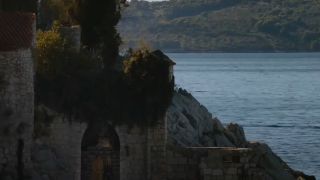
[0,12,35,180]
[32,107,168,180]
[166,146,271,180]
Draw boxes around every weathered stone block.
[212,169,223,176]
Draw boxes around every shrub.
[35,22,103,121]
[38,0,79,28]
[35,1,173,127]
[123,49,175,123]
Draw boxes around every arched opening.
[81,123,120,180]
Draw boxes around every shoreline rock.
[167,88,316,180]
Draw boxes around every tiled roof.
[0,12,35,51]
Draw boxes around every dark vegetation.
[123,49,174,122]
[0,0,37,12]
[38,0,124,66]
[79,0,122,66]
[38,0,80,27]
[35,0,174,126]
[119,0,320,52]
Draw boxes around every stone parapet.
[167,146,272,180]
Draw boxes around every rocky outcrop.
[167,89,316,180]
[167,88,246,147]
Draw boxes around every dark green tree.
[78,0,124,67]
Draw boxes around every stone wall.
[146,116,168,180]
[0,12,35,179]
[115,116,167,180]
[32,109,168,180]
[167,146,199,180]
[0,49,35,179]
[167,146,273,180]
[32,108,87,180]
[116,126,148,180]
[196,147,271,180]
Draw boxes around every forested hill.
[118,0,320,52]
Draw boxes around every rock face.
[167,89,316,180]
[167,89,246,148]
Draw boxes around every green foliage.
[36,0,173,127]
[78,0,124,67]
[35,24,173,126]
[119,0,320,52]
[36,22,66,76]
[123,49,174,124]
[35,23,104,121]
[124,49,170,93]
[38,0,79,28]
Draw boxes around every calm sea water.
[168,53,320,178]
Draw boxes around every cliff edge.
[167,88,316,180]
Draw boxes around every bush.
[35,22,103,121]
[35,4,173,127]
[124,49,171,94]
[36,36,174,126]
[38,0,79,28]
[123,49,174,123]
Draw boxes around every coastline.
[170,53,320,179]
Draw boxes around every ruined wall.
[167,146,273,180]
[146,116,168,180]
[47,120,86,180]
[32,108,87,180]
[0,12,35,179]
[166,146,200,180]
[196,147,271,180]
[116,126,148,180]
[32,110,168,180]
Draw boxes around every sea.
[168,53,320,179]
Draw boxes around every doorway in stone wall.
[81,123,120,180]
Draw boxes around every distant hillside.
[118,0,320,52]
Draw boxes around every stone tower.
[0,12,35,179]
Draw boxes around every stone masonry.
[0,12,35,180]
[167,146,273,180]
